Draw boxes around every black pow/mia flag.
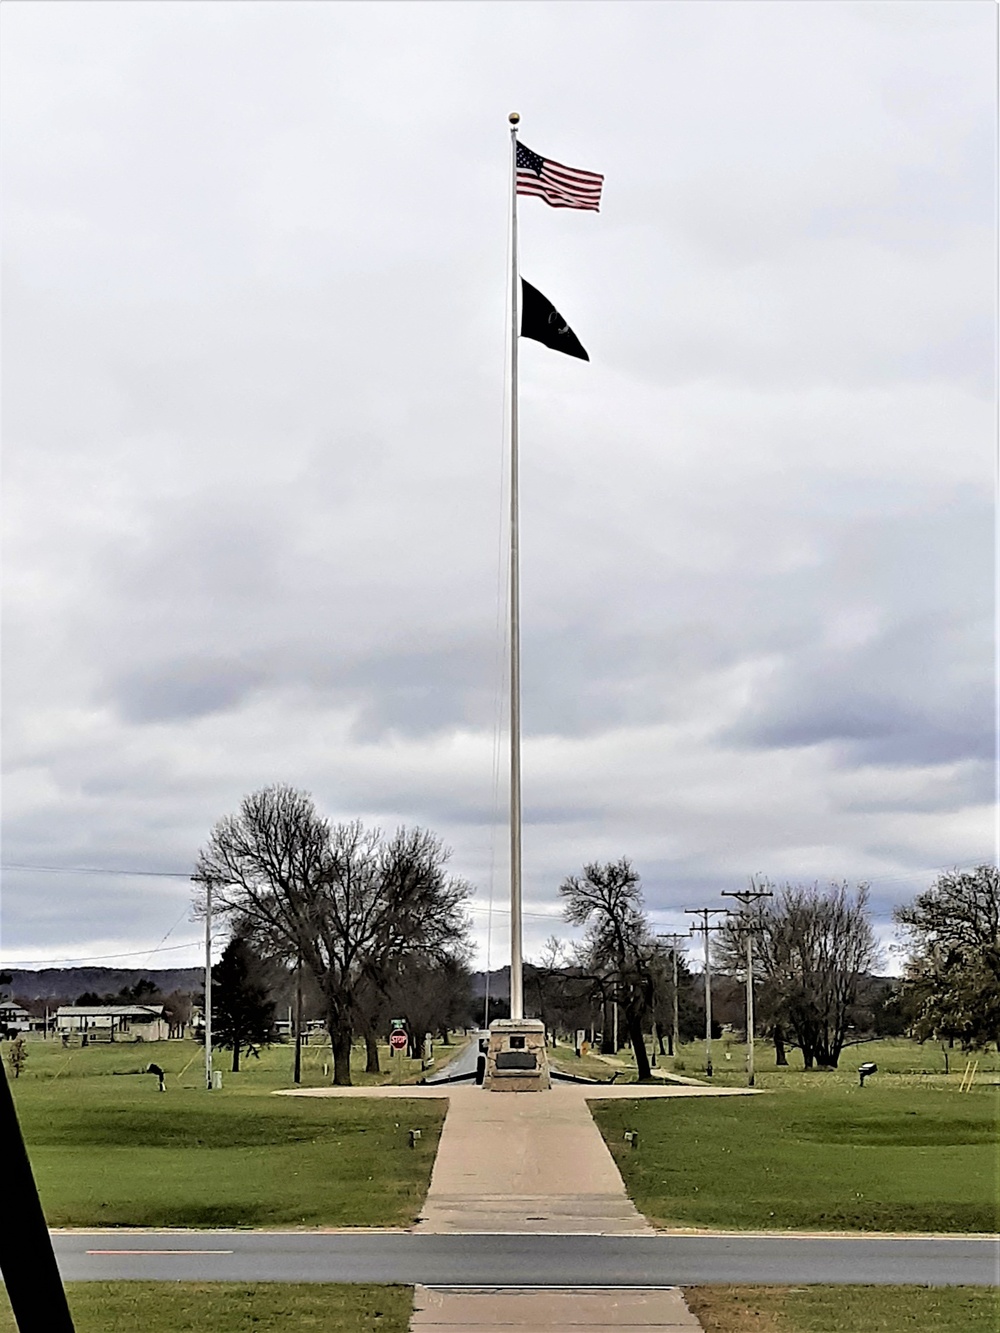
[520,279,589,361]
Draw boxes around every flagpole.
[508,111,523,1024]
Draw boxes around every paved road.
[53,1231,999,1286]
[423,1032,484,1082]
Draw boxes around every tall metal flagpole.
[204,879,213,1090]
[507,111,524,1023]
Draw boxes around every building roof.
[54,1005,165,1018]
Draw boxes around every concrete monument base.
[483,1017,550,1092]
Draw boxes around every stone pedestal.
[483,1017,550,1092]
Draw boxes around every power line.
[1,863,191,879]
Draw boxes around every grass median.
[683,1285,999,1333]
[590,1081,999,1233]
[0,1283,413,1333]
[7,1039,447,1228]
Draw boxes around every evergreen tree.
[212,936,276,1072]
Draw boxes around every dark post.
[0,1057,76,1330]
[293,953,303,1085]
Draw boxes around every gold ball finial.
[508,111,520,124]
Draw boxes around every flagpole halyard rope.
[484,205,513,1032]
[507,110,524,1024]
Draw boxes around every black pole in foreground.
[0,1056,76,1331]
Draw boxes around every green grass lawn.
[590,1081,999,1233]
[582,1036,1000,1090]
[4,1029,462,1090]
[0,1283,412,1333]
[684,1285,999,1333]
[6,1038,447,1228]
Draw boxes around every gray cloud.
[111,658,265,724]
[2,2,993,971]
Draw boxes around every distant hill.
[3,967,204,1004]
[8,963,514,1006]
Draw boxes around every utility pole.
[684,910,727,1077]
[657,934,687,1057]
[204,878,213,1091]
[721,886,773,1087]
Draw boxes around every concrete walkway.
[415,1085,653,1235]
[411,1285,701,1331]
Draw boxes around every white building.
[0,1002,31,1035]
[54,1004,170,1042]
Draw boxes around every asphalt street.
[53,1231,999,1286]
[422,1033,484,1082]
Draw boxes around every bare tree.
[385,953,473,1057]
[560,859,655,1080]
[716,882,880,1068]
[194,785,471,1085]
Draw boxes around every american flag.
[516,142,603,212]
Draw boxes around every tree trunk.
[627,1010,652,1081]
[773,1024,788,1066]
[600,997,615,1055]
[364,1030,380,1074]
[331,1026,353,1086]
[815,1038,841,1068]
[231,1043,240,1073]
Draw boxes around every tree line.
[192,784,998,1080]
[538,860,999,1071]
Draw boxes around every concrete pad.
[582,1083,757,1100]
[274,1081,756,1102]
[410,1285,703,1329]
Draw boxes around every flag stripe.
[516,176,602,210]
[538,171,601,196]
[516,181,600,210]
[535,157,603,186]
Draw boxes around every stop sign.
[389,1030,408,1052]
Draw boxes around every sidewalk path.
[415,1085,653,1235]
[411,1285,701,1332]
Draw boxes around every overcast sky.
[2,1,995,977]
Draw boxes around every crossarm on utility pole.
[721,887,773,1088]
[683,910,727,1077]
[656,934,687,1057]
